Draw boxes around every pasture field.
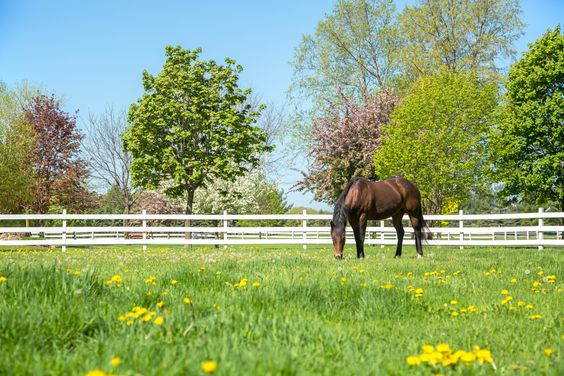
[0,245,562,375]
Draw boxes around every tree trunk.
[184,189,195,248]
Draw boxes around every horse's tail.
[417,203,432,241]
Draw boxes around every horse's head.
[330,220,345,259]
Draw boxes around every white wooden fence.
[0,209,563,251]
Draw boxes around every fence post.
[302,209,307,250]
[223,210,228,249]
[142,210,147,251]
[62,209,67,252]
[538,207,544,251]
[459,210,464,250]
[380,220,385,248]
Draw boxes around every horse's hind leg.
[392,212,405,258]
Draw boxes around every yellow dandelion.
[529,314,542,320]
[517,301,525,306]
[252,281,261,287]
[501,289,509,295]
[422,344,435,354]
[340,277,347,285]
[511,278,517,283]
[216,271,222,276]
[143,314,153,322]
[546,275,556,283]
[451,311,459,317]
[525,304,534,309]
[544,348,553,357]
[111,357,121,367]
[406,356,421,365]
[450,300,458,305]
[475,349,493,363]
[85,370,107,376]
[153,316,164,326]
[201,360,217,374]
[0,276,7,283]
[460,352,476,363]
[213,303,220,310]
[436,344,451,353]
[183,297,192,305]
[170,279,178,285]
[156,301,165,308]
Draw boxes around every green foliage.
[373,69,499,214]
[492,25,564,211]
[0,246,562,374]
[0,82,35,213]
[123,46,271,213]
[398,0,524,83]
[96,185,128,214]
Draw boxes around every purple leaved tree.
[296,89,399,204]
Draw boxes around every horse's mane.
[332,177,363,228]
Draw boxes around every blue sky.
[1,0,562,210]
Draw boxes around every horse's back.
[346,177,421,220]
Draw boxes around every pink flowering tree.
[296,89,400,203]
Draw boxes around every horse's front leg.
[352,216,367,259]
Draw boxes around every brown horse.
[330,177,427,259]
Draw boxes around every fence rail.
[0,209,563,250]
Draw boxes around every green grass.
[0,245,562,375]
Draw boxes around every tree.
[24,94,95,213]
[492,25,564,211]
[83,107,137,218]
[399,0,524,82]
[193,168,289,216]
[296,89,399,204]
[373,69,499,214]
[0,83,35,213]
[289,0,401,149]
[247,94,287,175]
[123,46,271,221]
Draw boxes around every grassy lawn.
[0,245,562,375]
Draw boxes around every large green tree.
[399,0,524,82]
[0,83,35,213]
[492,25,564,211]
[289,0,400,149]
[123,46,271,217]
[373,69,499,214]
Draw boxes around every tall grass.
[0,245,562,375]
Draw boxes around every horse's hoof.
[335,255,343,260]
[394,255,401,259]
[417,254,423,259]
